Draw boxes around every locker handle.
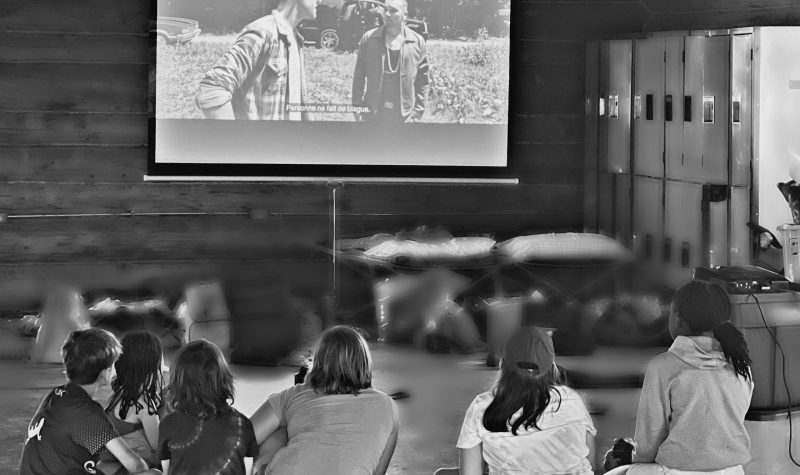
[645,234,653,260]
[732,99,741,124]
[703,96,715,123]
[665,95,673,122]
[681,241,690,267]
[646,94,654,121]
[664,237,672,263]
[684,96,692,122]
[634,95,642,119]
[599,97,606,117]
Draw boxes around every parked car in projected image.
[154,17,201,44]
[298,0,428,51]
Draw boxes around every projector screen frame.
[147,0,518,182]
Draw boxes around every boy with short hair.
[20,328,161,475]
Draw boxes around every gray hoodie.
[632,335,754,471]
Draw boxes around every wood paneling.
[512,114,583,143]
[0,33,148,64]
[642,0,800,13]
[0,64,148,113]
[338,184,578,215]
[1,0,150,33]
[646,10,800,31]
[0,112,147,145]
[3,182,331,215]
[515,40,584,65]
[515,2,651,40]
[0,216,329,263]
[0,147,147,183]
[512,64,585,114]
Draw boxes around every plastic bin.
[777,224,800,282]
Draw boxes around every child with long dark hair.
[606,280,754,475]
[455,326,596,474]
[100,331,164,472]
[158,340,258,475]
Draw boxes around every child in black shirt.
[20,328,161,475]
[158,340,258,475]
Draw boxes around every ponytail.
[712,321,752,381]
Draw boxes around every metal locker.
[699,35,730,184]
[664,180,703,287]
[600,40,632,174]
[665,37,685,181]
[731,33,753,187]
[632,176,664,283]
[730,186,752,265]
[633,37,666,177]
[584,41,600,232]
[681,36,705,182]
[598,171,614,238]
[615,173,632,246]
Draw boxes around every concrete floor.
[0,344,647,474]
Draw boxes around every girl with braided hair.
[101,331,165,472]
[606,280,754,475]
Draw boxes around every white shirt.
[457,386,596,475]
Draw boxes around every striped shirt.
[196,11,306,120]
[457,386,596,475]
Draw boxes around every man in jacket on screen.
[352,0,429,123]
[196,0,316,120]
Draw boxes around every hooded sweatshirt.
[632,335,754,471]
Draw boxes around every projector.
[693,266,791,294]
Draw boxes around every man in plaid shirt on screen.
[196,0,317,120]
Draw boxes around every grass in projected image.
[156,34,508,124]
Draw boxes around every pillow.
[495,233,631,262]
[363,237,496,261]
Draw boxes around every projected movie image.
[157,0,509,124]
[153,0,511,169]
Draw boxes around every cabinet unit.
[583,27,800,289]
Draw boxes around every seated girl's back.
[456,326,596,475]
[459,385,594,473]
[158,340,258,475]
[265,384,394,474]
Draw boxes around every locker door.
[598,171,614,237]
[730,186,752,265]
[615,173,632,246]
[633,176,664,283]
[665,181,703,287]
[605,40,632,174]
[665,37,685,180]
[634,37,666,177]
[585,41,600,232]
[731,33,753,187]
[681,36,704,182]
[699,35,730,184]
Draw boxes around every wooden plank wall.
[1,0,798,315]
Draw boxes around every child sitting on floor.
[450,326,596,475]
[99,331,164,473]
[158,339,258,475]
[20,328,161,475]
[605,281,754,475]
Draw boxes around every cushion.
[363,237,496,261]
[495,233,631,262]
